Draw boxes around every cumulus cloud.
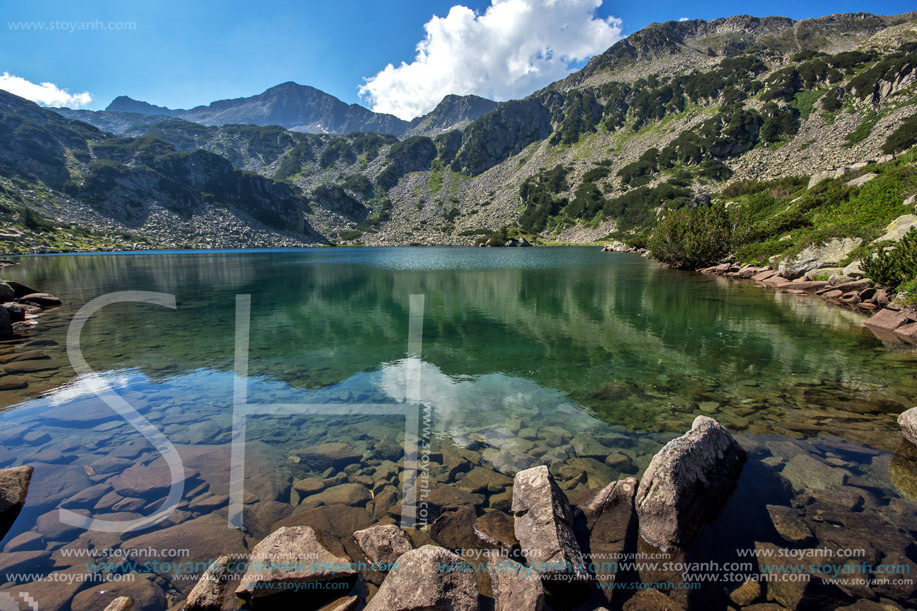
[359,0,623,120]
[0,72,92,108]
[678,17,691,22]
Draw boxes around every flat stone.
[766,504,814,544]
[781,454,847,491]
[571,432,609,458]
[473,510,518,551]
[622,590,686,610]
[635,416,746,551]
[296,442,361,470]
[456,466,513,494]
[729,578,762,606]
[364,545,479,611]
[300,483,371,509]
[292,477,325,494]
[3,359,56,373]
[488,557,545,611]
[864,308,916,331]
[353,524,414,565]
[235,526,357,603]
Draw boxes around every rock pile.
[0,277,62,338]
[698,262,917,345]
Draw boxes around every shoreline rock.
[0,465,33,540]
[511,465,589,580]
[635,416,746,551]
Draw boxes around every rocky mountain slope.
[3,11,917,256]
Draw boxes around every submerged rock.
[365,545,479,611]
[235,526,357,604]
[0,466,33,540]
[353,524,414,565]
[898,408,917,445]
[634,416,746,551]
[511,465,588,579]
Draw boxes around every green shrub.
[648,202,743,269]
[861,227,917,289]
[883,114,917,155]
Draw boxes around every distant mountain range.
[55,83,499,138]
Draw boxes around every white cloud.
[359,0,623,120]
[0,72,92,108]
[678,17,691,22]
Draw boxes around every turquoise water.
[0,247,915,609]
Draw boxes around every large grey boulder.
[635,416,746,551]
[0,282,14,302]
[779,237,862,278]
[0,466,33,539]
[511,465,588,580]
[184,555,229,611]
[899,408,917,445]
[235,526,357,603]
[352,524,414,565]
[365,545,479,611]
[488,557,545,611]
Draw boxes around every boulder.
[0,306,11,338]
[847,172,877,187]
[184,556,229,611]
[511,465,588,579]
[634,416,746,551]
[102,597,134,611]
[583,477,638,519]
[5,281,39,299]
[488,557,545,611]
[18,293,62,307]
[353,524,414,565]
[0,283,13,302]
[236,526,357,603]
[779,238,862,279]
[875,214,917,243]
[899,408,917,445]
[780,454,847,491]
[364,545,479,611]
[0,466,33,539]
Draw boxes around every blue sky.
[1,0,913,118]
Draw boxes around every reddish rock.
[896,322,917,339]
[865,308,916,331]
